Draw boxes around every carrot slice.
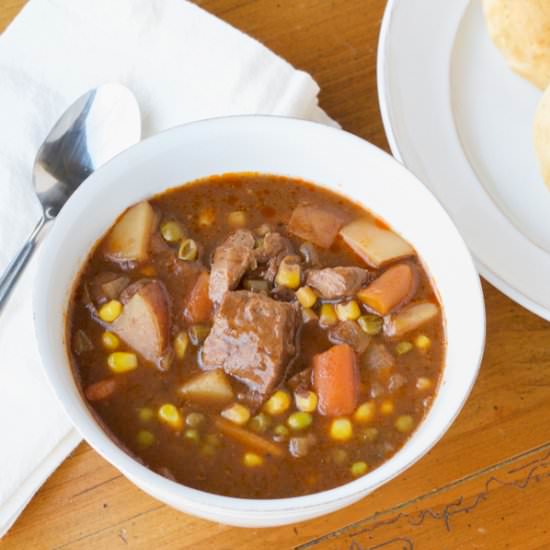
[357,263,416,315]
[214,417,284,457]
[85,378,117,401]
[184,271,213,323]
[312,344,359,416]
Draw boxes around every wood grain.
[1,0,550,548]
[306,444,550,549]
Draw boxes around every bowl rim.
[33,114,486,515]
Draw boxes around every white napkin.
[0,0,333,537]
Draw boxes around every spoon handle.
[0,216,46,312]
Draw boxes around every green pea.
[287,411,313,431]
[138,407,154,422]
[183,428,200,443]
[360,427,379,442]
[249,413,272,433]
[351,461,368,477]
[136,430,155,448]
[395,415,415,433]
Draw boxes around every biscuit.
[482,0,550,89]
[534,85,550,188]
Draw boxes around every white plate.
[378,0,550,320]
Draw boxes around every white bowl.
[33,115,485,527]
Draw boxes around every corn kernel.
[275,258,301,289]
[395,341,413,355]
[357,314,383,335]
[160,220,185,243]
[263,390,291,416]
[301,308,318,323]
[335,300,361,321]
[183,428,200,443]
[158,403,183,430]
[221,403,251,425]
[294,389,318,413]
[350,461,368,477]
[101,331,120,350]
[228,210,247,228]
[395,415,415,433]
[416,377,433,391]
[379,400,394,415]
[331,448,348,465]
[319,303,338,327]
[330,418,353,441]
[353,401,376,424]
[296,286,317,309]
[174,331,189,359]
[138,407,154,422]
[243,452,263,467]
[107,352,138,373]
[287,411,313,431]
[136,430,155,448]
[98,300,122,322]
[415,334,432,351]
[198,207,215,227]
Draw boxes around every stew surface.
[68,173,444,498]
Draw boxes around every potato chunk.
[111,280,171,366]
[288,203,345,249]
[384,301,439,337]
[179,370,234,405]
[340,218,414,268]
[104,201,156,263]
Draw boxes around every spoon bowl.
[0,83,141,309]
[35,84,141,219]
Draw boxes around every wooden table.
[2,1,550,548]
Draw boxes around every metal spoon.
[0,83,141,311]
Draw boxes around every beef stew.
[67,173,444,498]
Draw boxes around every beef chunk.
[306,266,370,299]
[90,272,130,305]
[270,285,296,302]
[201,291,299,400]
[254,232,295,283]
[329,321,371,354]
[150,232,173,255]
[299,242,321,266]
[367,343,395,378]
[111,280,172,369]
[387,373,407,393]
[255,232,294,263]
[209,230,257,304]
[287,367,312,391]
[288,203,346,249]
